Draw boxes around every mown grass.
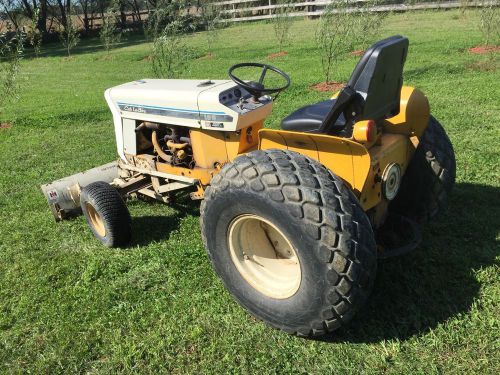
[0,9,499,374]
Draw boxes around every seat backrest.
[319,35,409,134]
[348,35,409,120]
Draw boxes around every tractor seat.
[281,99,346,133]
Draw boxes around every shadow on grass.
[316,182,499,343]
[23,33,148,60]
[130,195,200,247]
[117,182,498,343]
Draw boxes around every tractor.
[41,36,456,336]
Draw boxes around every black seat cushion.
[281,100,346,133]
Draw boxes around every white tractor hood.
[105,78,273,132]
[105,79,236,128]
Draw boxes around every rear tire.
[80,181,132,247]
[201,149,377,336]
[390,116,456,223]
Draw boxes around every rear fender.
[258,129,371,199]
[384,86,430,139]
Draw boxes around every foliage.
[144,0,198,40]
[100,1,122,53]
[200,0,224,54]
[0,30,23,110]
[272,0,295,52]
[459,0,470,16]
[28,7,42,57]
[151,21,195,78]
[478,2,500,46]
[59,8,80,57]
[316,0,385,82]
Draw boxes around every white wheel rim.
[228,214,301,299]
[85,202,106,237]
[382,163,402,200]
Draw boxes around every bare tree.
[316,0,385,83]
[78,0,93,32]
[479,1,499,46]
[28,6,43,56]
[200,0,223,54]
[100,0,122,53]
[0,30,24,111]
[59,5,80,56]
[272,0,294,53]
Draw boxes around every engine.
[135,122,195,169]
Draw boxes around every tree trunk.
[37,0,48,34]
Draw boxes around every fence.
[213,0,498,22]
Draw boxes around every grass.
[1,9,499,374]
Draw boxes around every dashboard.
[219,86,272,114]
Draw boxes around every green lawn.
[1,9,499,374]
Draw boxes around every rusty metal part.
[164,134,191,145]
[152,130,172,162]
[135,121,161,132]
[190,183,205,200]
[114,175,151,196]
[166,140,189,150]
[41,162,119,221]
[118,158,198,184]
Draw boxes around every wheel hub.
[228,214,301,299]
[85,202,106,237]
[382,163,402,200]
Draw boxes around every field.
[1,9,499,374]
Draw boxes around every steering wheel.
[228,63,291,100]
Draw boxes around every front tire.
[80,181,132,247]
[201,149,377,336]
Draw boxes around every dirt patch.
[467,60,498,72]
[0,123,12,130]
[468,45,500,55]
[310,81,345,92]
[198,53,215,60]
[267,51,288,59]
[350,49,365,57]
[61,56,74,62]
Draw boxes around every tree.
[0,30,23,112]
[151,21,194,78]
[272,0,294,53]
[59,6,80,57]
[145,0,186,40]
[100,1,122,53]
[316,0,385,83]
[200,0,223,54]
[478,2,499,46]
[28,7,43,56]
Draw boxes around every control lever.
[237,97,246,111]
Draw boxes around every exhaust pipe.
[41,161,119,221]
